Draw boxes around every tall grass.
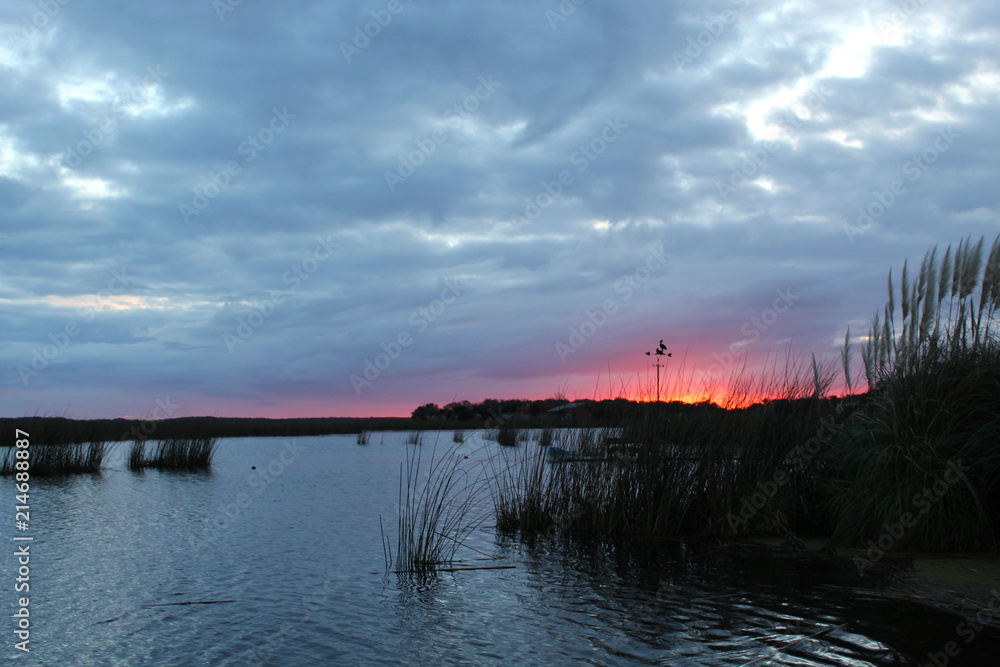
[830,233,1000,551]
[0,441,109,476]
[484,388,842,542]
[393,440,492,574]
[126,438,218,471]
[495,424,519,447]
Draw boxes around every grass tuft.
[126,438,218,471]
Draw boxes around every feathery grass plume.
[989,235,1000,305]
[830,232,1000,552]
[841,327,853,394]
[919,258,938,345]
[939,244,952,303]
[900,259,910,322]
[981,235,1000,314]
[961,235,984,299]
[951,237,964,299]
[887,269,895,323]
[862,345,875,392]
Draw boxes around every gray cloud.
[1,0,998,416]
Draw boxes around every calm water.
[2,432,996,666]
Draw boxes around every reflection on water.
[1,433,996,665]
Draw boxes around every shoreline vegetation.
[4,235,998,577]
[389,234,1000,580]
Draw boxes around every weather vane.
[644,340,671,402]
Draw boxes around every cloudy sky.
[1,0,998,418]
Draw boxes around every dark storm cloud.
[1,0,998,416]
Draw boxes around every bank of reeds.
[829,233,1000,551]
[0,441,109,476]
[488,392,841,542]
[126,438,218,471]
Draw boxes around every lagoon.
[3,432,995,665]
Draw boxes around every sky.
[1,0,998,419]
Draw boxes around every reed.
[126,438,218,471]
[357,431,371,445]
[394,440,492,574]
[495,423,519,447]
[831,233,1000,551]
[0,441,109,476]
[406,431,424,446]
[486,438,558,535]
[452,430,465,443]
[485,373,844,543]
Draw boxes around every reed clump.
[357,431,371,445]
[830,233,1000,551]
[0,441,109,476]
[495,424,519,447]
[406,431,424,446]
[392,441,492,574]
[126,438,218,471]
[483,345,848,542]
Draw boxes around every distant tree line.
[409,397,731,422]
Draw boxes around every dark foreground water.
[2,432,996,665]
